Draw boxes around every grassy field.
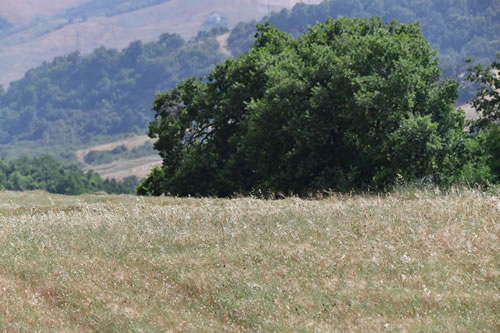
[0,188,498,331]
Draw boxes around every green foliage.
[0,155,137,194]
[466,54,500,130]
[141,18,468,196]
[136,167,167,196]
[483,125,500,180]
[465,55,500,182]
[2,0,498,160]
[0,30,226,159]
[227,0,500,102]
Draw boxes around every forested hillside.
[228,0,499,102]
[0,28,227,159]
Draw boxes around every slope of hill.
[0,0,321,87]
[0,0,84,25]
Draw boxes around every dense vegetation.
[0,28,227,159]
[228,0,499,102]
[0,155,137,195]
[1,0,498,162]
[139,18,491,196]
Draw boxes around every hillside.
[0,0,321,87]
[0,188,497,330]
[0,0,84,25]
[0,28,228,160]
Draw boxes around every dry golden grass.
[0,188,498,331]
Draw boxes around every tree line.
[0,1,498,196]
[0,155,137,195]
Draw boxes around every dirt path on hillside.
[460,103,478,120]
[216,33,232,57]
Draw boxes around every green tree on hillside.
[139,18,468,196]
[467,54,500,130]
[466,54,500,181]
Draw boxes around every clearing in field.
[0,188,498,331]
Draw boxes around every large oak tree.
[139,17,467,196]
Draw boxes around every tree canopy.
[139,17,469,196]
[228,0,500,102]
[466,54,500,130]
[465,55,500,182]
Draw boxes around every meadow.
[0,188,498,331]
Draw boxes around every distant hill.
[0,0,321,87]
[0,0,84,25]
[0,28,228,160]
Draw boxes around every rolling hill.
[0,0,322,87]
[0,0,84,25]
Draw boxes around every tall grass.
[0,188,498,331]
